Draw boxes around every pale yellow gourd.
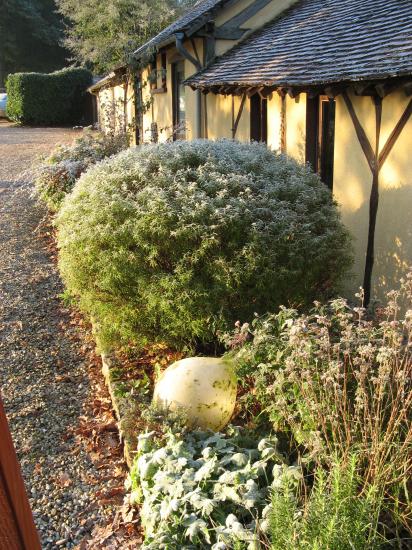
[153,357,237,431]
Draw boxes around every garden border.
[101,353,137,468]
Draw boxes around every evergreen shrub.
[270,456,383,550]
[6,67,92,125]
[56,139,352,350]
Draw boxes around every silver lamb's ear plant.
[127,428,301,549]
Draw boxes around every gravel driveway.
[0,124,128,549]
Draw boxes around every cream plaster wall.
[97,87,115,132]
[126,81,136,143]
[205,93,251,141]
[214,0,299,55]
[113,84,125,133]
[267,92,282,151]
[139,39,204,142]
[334,91,412,303]
[285,94,306,162]
[141,66,155,142]
[184,38,204,140]
[206,94,233,139]
[138,0,300,139]
[97,80,136,142]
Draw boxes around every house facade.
[89,0,412,306]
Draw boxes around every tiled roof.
[133,0,225,58]
[187,0,412,89]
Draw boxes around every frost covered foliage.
[35,160,86,211]
[48,130,129,164]
[56,139,352,350]
[127,428,301,549]
[34,130,128,211]
[227,273,412,532]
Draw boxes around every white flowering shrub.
[35,160,87,211]
[48,130,128,164]
[126,428,301,549]
[56,139,352,350]
[34,130,128,211]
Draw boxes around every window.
[160,51,167,89]
[149,59,157,90]
[134,76,144,144]
[306,95,336,190]
[172,61,186,140]
[250,93,267,142]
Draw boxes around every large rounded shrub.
[57,139,352,350]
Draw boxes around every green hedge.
[6,67,92,125]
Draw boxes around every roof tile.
[187,0,412,88]
[134,0,225,58]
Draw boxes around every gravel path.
[0,124,131,549]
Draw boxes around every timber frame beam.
[191,75,412,100]
[342,91,412,305]
[231,93,247,138]
[190,75,412,304]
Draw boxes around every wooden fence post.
[0,394,41,550]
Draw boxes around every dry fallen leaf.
[57,472,72,487]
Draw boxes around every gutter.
[87,71,123,93]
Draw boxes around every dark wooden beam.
[353,81,373,96]
[403,82,412,96]
[307,88,321,99]
[287,87,299,98]
[215,0,272,39]
[280,93,287,153]
[342,91,375,173]
[378,97,412,168]
[342,90,412,305]
[363,96,382,306]
[246,87,260,97]
[214,26,245,39]
[232,93,247,138]
[324,86,340,99]
[259,87,274,98]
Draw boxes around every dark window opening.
[172,61,186,140]
[160,51,167,89]
[306,95,336,190]
[250,93,267,143]
[149,59,157,90]
[134,76,144,144]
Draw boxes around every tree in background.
[56,0,196,74]
[0,0,68,87]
